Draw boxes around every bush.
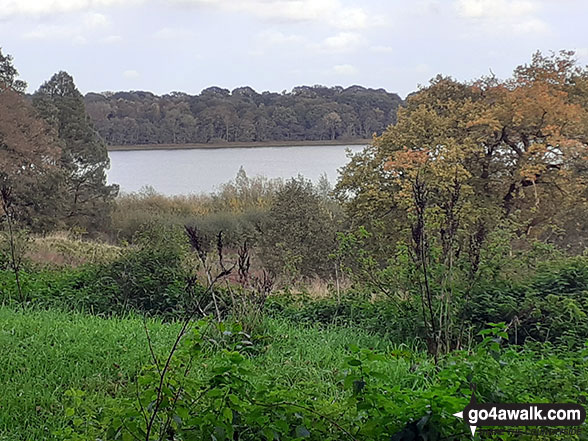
[0,225,198,318]
[260,177,340,279]
[58,318,588,441]
[466,255,588,346]
[266,290,425,344]
[27,232,122,268]
[110,170,280,244]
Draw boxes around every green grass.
[0,307,414,440]
[1,306,587,441]
[254,320,430,398]
[0,307,179,440]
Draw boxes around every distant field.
[107,138,372,151]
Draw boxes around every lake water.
[107,144,367,195]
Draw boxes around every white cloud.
[315,32,364,53]
[454,0,549,35]
[513,17,549,34]
[1,0,369,30]
[84,11,110,28]
[455,0,536,18]
[257,29,305,46]
[102,34,122,43]
[249,30,302,54]
[575,48,588,58]
[332,64,357,75]
[123,69,139,79]
[331,6,367,29]
[255,29,362,55]
[23,24,75,39]
[22,11,110,40]
[2,0,369,30]
[254,29,363,55]
[172,0,369,29]
[0,0,130,18]
[370,45,394,53]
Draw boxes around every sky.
[1,0,587,99]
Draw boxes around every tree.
[322,111,342,140]
[33,71,118,232]
[83,85,403,145]
[338,51,588,250]
[0,50,62,300]
[0,47,27,93]
[0,51,63,230]
[336,51,588,355]
[260,177,338,279]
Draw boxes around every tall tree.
[0,49,63,231]
[337,51,588,250]
[336,51,588,356]
[33,71,118,232]
[0,49,62,300]
[0,47,27,93]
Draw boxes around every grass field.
[1,305,586,440]
[0,308,175,440]
[0,307,413,441]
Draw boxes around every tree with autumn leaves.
[337,51,588,356]
[1,49,119,299]
[0,50,63,300]
[1,49,118,235]
[0,51,64,231]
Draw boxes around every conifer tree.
[33,71,118,231]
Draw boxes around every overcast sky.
[1,0,587,98]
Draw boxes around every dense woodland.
[83,85,403,145]
[2,47,588,441]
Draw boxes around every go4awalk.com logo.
[453,390,586,437]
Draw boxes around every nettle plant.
[58,319,353,441]
[342,344,470,441]
[56,313,559,441]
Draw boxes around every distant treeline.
[83,85,403,145]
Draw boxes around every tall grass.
[1,305,587,440]
[27,232,123,267]
[0,306,408,440]
[0,307,179,440]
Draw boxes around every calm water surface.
[107,144,366,195]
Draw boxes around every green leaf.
[262,427,276,440]
[222,407,233,424]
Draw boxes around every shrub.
[260,177,339,279]
[465,255,588,346]
[0,225,197,317]
[265,290,425,344]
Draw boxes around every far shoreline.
[107,139,372,152]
